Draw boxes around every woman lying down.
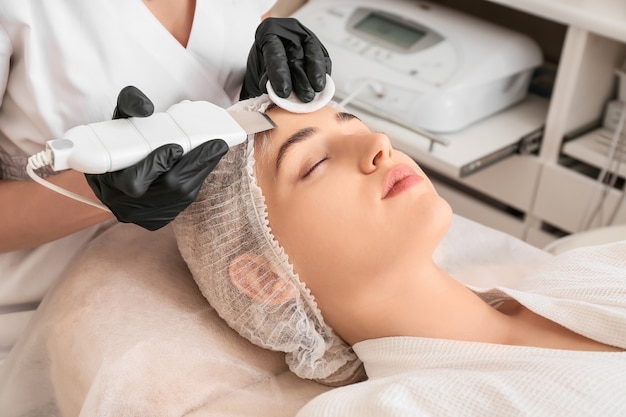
[174,95,626,416]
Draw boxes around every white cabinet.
[399,0,626,247]
[502,0,626,245]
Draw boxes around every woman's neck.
[331,262,514,346]
[331,263,622,353]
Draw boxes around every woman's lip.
[382,165,423,199]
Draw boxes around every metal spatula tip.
[228,110,276,135]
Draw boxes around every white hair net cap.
[173,95,365,386]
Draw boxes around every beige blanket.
[0,224,329,416]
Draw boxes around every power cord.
[336,80,449,150]
[26,150,111,212]
[578,100,626,231]
[606,129,626,225]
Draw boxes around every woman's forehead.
[267,105,338,124]
[265,106,336,140]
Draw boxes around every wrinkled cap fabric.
[173,95,364,386]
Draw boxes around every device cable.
[579,101,626,230]
[337,81,450,150]
[606,125,626,225]
[26,151,111,212]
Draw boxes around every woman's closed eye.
[301,155,329,179]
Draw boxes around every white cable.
[579,102,626,231]
[26,151,111,212]
[337,81,449,149]
[606,128,626,225]
[338,81,385,108]
[607,182,626,225]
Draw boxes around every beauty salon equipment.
[24,100,275,210]
[293,0,543,133]
[27,101,276,175]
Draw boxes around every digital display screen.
[354,13,425,49]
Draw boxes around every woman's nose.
[358,132,393,174]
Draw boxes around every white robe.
[297,241,626,417]
[0,0,275,360]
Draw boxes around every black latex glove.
[240,17,332,103]
[85,86,229,231]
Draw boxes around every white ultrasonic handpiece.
[266,74,335,113]
[44,100,275,174]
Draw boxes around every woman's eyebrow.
[336,112,360,122]
[275,127,318,173]
[274,111,361,174]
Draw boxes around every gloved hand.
[240,17,332,103]
[85,86,228,231]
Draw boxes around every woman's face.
[254,105,452,314]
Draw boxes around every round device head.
[266,74,335,113]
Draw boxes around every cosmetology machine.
[293,0,543,134]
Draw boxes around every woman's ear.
[229,253,297,305]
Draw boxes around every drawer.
[532,163,626,232]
